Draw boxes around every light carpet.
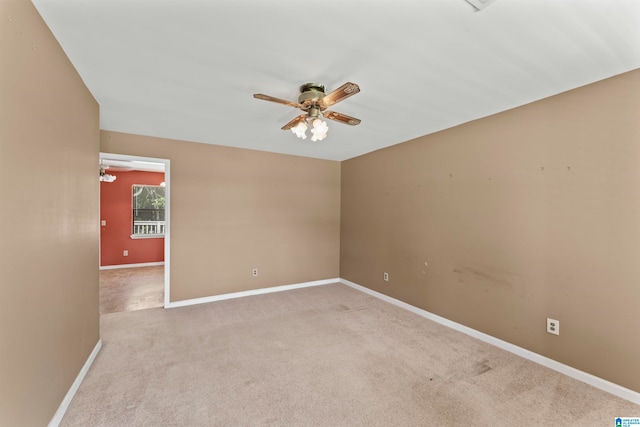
[61,283,639,426]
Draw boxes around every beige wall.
[0,0,100,425]
[101,131,341,301]
[341,69,640,393]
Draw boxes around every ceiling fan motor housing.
[298,82,327,109]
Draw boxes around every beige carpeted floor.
[61,283,638,426]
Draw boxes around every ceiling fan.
[253,82,361,141]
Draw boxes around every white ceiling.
[33,0,640,161]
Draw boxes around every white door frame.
[99,152,171,308]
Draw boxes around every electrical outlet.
[547,318,559,335]
[123,250,128,257]
[252,268,258,277]
[383,272,389,282]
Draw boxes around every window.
[132,185,165,237]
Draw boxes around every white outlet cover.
[547,318,560,335]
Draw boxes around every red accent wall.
[100,170,165,266]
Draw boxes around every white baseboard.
[339,278,640,405]
[165,278,341,309]
[48,339,102,427]
[100,262,164,270]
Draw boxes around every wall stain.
[453,266,513,288]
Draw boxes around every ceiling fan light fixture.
[99,167,117,182]
[291,120,307,139]
[310,118,328,142]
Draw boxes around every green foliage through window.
[132,185,165,235]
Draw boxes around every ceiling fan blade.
[319,82,360,108]
[253,93,301,109]
[323,111,361,126]
[281,114,307,130]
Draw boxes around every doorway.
[99,152,171,312]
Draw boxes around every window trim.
[130,234,165,240]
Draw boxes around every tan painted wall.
[0,0,100,425]
[101,131,341,301]
[341,69,640,392]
